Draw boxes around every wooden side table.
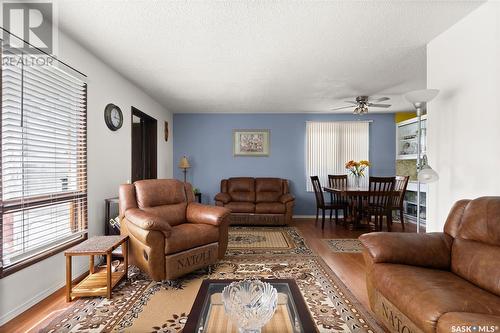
[65,235,129,302]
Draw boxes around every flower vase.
[354,176,361,189]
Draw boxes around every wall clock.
[104,103,123,131]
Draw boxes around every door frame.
[131,107,157,181]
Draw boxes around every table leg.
[89,255,94,274]
[123,240,128,279]
[106,253,112,299]
[356,196,363,228]
[66,256,72,302]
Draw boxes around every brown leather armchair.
[119,179,230,281]
[360,197,500,333]
[214,177,294,225]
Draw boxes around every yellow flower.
[360,160,371,166]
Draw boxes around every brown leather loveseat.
[360,197,500,333]
[119,179,230,281]
[215,177,294,225]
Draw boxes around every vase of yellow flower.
[345,160,371,188]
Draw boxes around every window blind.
[306,121,369,191]
[1,46,87,269]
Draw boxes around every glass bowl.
[222,279,278,333]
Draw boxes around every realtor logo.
[2,2,53,54]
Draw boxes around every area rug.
[324,239,365,253]
[41,228,383,333]
[227,226,312,255]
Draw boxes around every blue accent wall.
[173,113,396,215]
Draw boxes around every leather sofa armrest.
[279,193,295,204]
[214,192,231,204]
[359,232,452,270]
[437,313,500,333]
[125,208,172,237]
[187,202,231,226]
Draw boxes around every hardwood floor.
[0,217,419,333]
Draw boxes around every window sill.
[0,234,88,279]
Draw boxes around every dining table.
[323,186,370,230]
[323,186,396,231]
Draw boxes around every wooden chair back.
[368,176,396,208]
[328,174,348,204]
[310,176,325,207]
[328,174,347,189]
[393,176,410,208]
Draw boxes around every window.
[306,121,369,191]
[0,42,87,275]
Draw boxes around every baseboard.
[0,266,89,326]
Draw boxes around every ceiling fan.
[331,96,391,114]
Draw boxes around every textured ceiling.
[53,0,483,113]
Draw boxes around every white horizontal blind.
[1,47,87,268]
[306,121,369,191]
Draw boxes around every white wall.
[0,31,173,323]
[426,1,500,232]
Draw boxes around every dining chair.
[310,176,341,230]
[363,176,396,231]
[327,174,350,224]
[392,176,410,231]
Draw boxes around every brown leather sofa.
[214,177,294,225]
[119,179,230,281]
[360,197,500,333]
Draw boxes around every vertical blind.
[306,121,369,191]
[1,45,87,269]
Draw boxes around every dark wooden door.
[131,107,157,182]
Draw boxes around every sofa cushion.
[230,191,256,202]
[451,197,500,296]
[451,238,500,296]
[255,202,285,214]
[165,223,219,255]
[135,179,186,208]
[227,178,255,202]
[255,178,282,192]
[457,197,500,245]
[437,312,500,333]
[227,177,255,192]
[255,178,283,203]
[225,202,255,213]
[142,203,187,226]
[372,263,500,333]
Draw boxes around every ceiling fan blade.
[368,97,390,102]
[343,101,358,105]
[331,105,355,111]
[367,103,391,108]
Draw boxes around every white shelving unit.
[396,114,427,160]
[396,115,428,226]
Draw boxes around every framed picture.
[233,129,270,157]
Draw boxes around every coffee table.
[183,279,316,333]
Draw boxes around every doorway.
[131,107,157,182]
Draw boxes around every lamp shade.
[418,156,439,183]
[404,89,439,104]
[178,156,191,169]
[418,165,439,183]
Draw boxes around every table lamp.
[178,156,191,183]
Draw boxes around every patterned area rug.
[41,227,382,333]
[324,239,365,253]
[227,226,312,255]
